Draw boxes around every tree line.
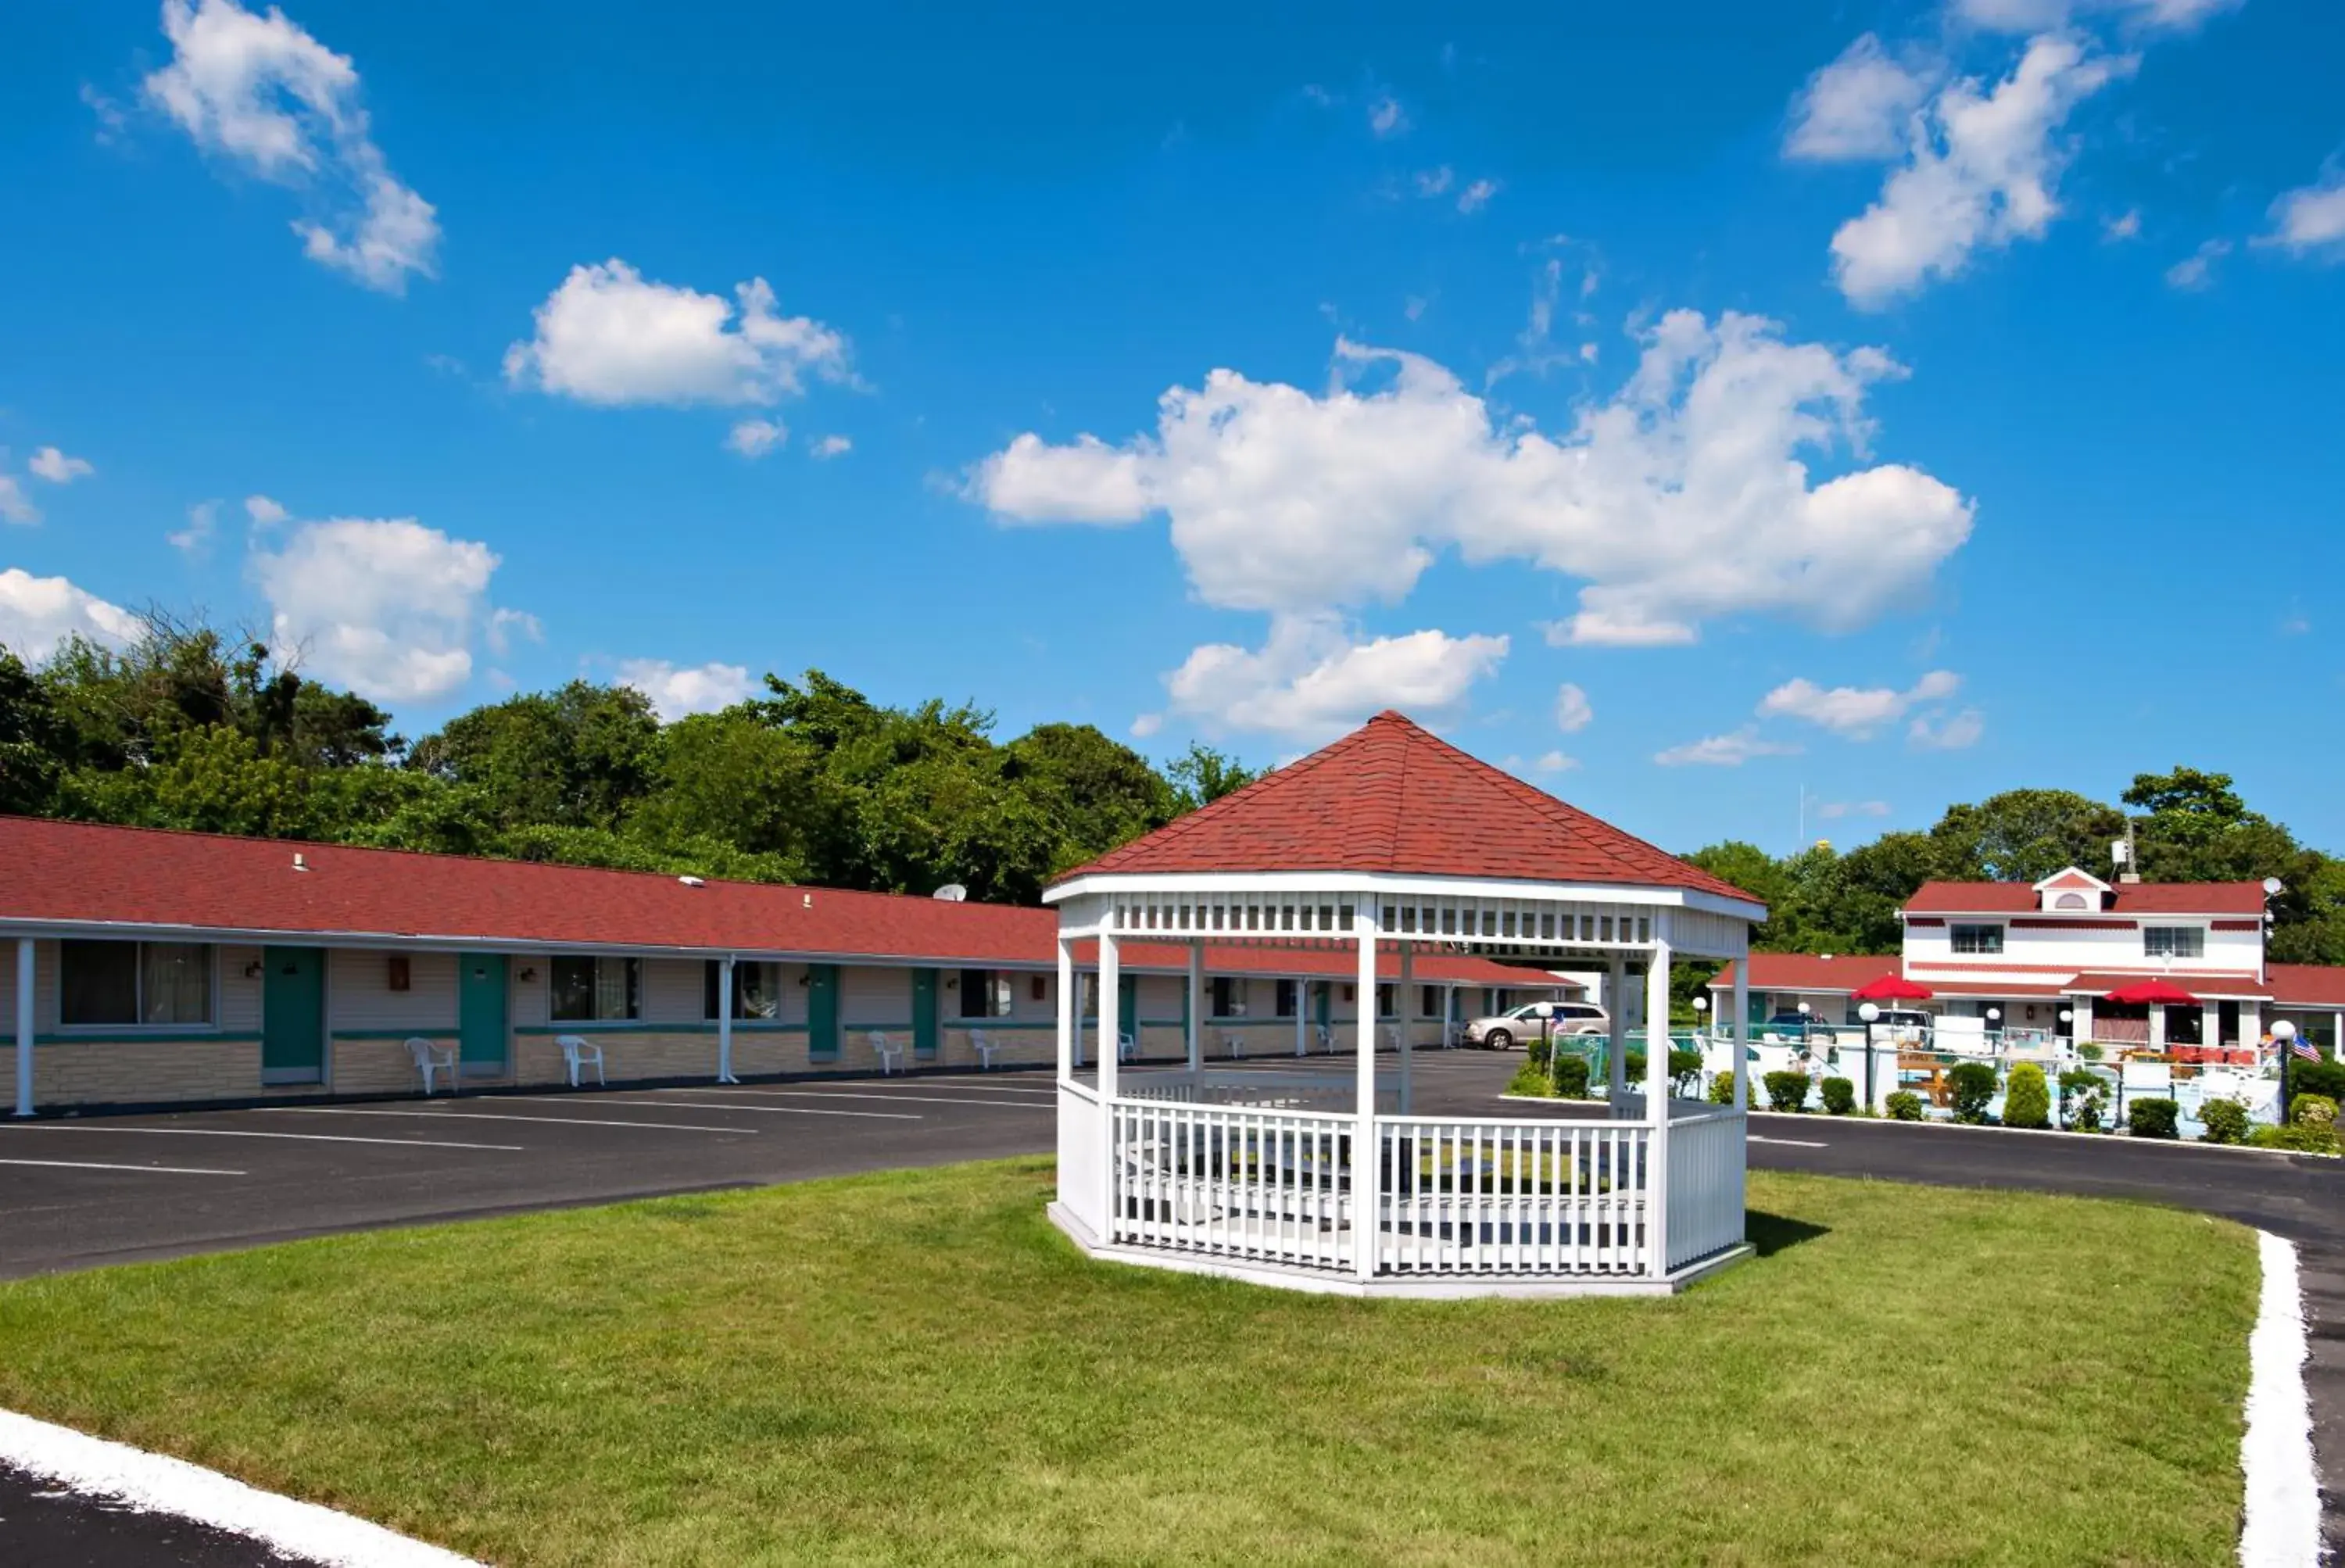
[0,618,1254,905]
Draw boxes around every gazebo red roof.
[1055,711,1756,904]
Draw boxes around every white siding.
[328,948,460,1033]
[217,945,263,1032]
[643,958,704,1025]
[842,965,911,1026]
[1906,914,2264,982]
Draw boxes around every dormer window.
[2052,893,2089,911]
[2032,866,2114,912]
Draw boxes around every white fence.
[1371,1117,1652,1277]
[1108,1097,1355,1272]
[1665,1107,1746,1269]
[1117,1067,1402,1114]
[1058,1081,1102,1237]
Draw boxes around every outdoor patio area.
[1041,711,1767,1298]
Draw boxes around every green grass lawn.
[0,1162,2254,1566]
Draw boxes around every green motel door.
[260,946,326,1085]
[458,954,509,1075]
[911,968,940,1058]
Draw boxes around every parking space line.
[694,1088,1051,1111]
[521,1096,921,1122]
[3,1126,524,1151]
[266,1108,758,1135]
[0,1158,247,1176]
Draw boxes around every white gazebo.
[1044,711,1765,1297]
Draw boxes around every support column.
[1731,954,1750,1112]
[1054,937,1074,1083]
[2150,1003,2169,1053]
[1645,938,1673,1281]
[1355,907,1380,1283]
[2072,997,2094,1053]
[1185,943,1204,1074]
[1397,941,1414,1115]
[1606,954,1628,1102]
[1294,980,1308,1058]
[1444,984,1455,1048]
[717,955,738,1083]
[1097,920,1121,1233]
[15,938,33,1119]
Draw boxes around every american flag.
[2292,1040,2322,1063]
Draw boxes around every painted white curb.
[2240,1232,2322,1567]
[0,1406,481,1566]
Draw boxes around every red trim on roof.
[1903,879,2267,915]
[2009,917,2132,930]
[2211,919,2261,932]
[1707,954,1899,993]
[1055,711,1755,904]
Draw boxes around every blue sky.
[4,0,2341,857]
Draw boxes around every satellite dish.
[2264,876,2286,896]
[933,883,968,902]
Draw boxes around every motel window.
[2143,926,2206,961]
[1376,983,1395,1019]
[551,955,639,1021]
[1421,985,1444,1020]
[1950,924,2004,954]
[1275,979,1298,1018]
[958,968,1013,1019]
[1212,976,1243,1018]
[703,961,782,1021]
[58,940,213,1027]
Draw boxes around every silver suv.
[1462,1000,1609,1051]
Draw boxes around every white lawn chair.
[406,1036,458,1096]
[1118,1029,1139,1063]
[555,1033,606,1088]
[969,1029,1003,1071]
[1223,1028,1245,1060]
[868,1030,904,1075]
[1315,1024,1336,1055]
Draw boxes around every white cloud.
[1554,682,1593,733]
[2260,171,2345,259]
[0,567,141,660]
[1953,0,2239,31]
[616,658,755,720]
[1413,166,1453,197]
[251,515,497,701]
[1654,727,1803,767]
[2164,237,2230,290]
[810,435,852,460]
[167,499,220,554]
[1758,669,1960,736]
[504,260,849,408]
[1786,34,1932,162]
[726,417,787,458]
[1909,707,1985,750]
[245,493,288,527]
[1456,178,1499,214]
[1369,95,1408,138]
[1128,711,1163,739]
[2103,207,2141,240]
[1534,750,1577,773]
[28,447,94,485]
[143,0,438,292]
[1155,614,1507,743]
[1814,800,1892,819]
[0,478,35,526]
[973,318,1971,648]
[1828,35,2133,308]
[485,606,542,657]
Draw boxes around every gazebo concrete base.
[1047,1203,1752,1300]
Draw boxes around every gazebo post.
[1397,940,1414,1114]
[1645,938,1673,1281]
[1355,904,1380,1283]
[1185,942,1204,1077]
[1055,936,1075,1083]
[1097,916,1121,1232]
[1606,954,1628,1102]
[1731,954,1750,1110]
[1294,981,1307,1058]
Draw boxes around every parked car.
[1462,1001,1609,1051]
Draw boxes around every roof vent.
[802,893,813,909]
[933,883,968,902]
[678,875,706,888]
[292,852,308,872]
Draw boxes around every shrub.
[1885,1090,1924,1122]
[1526,1036,1552,1071]
[1821,1076,1856,1115]
[1668,1047,1704,1092]
[1762,1069,1811,1113]
[2249,1122,2343,1155]
[1624,1051,1645,1083]
[2289,1056,2345,1109]
[1946,1061,1999,1125]
[2198,1097,2249,1146]
[2001,1062,2051,1130]
[1505,1061,1555,1098]
[1708,1070,1738,1105]
[1552,1054,1591,1099]
[2059,1069,2107,1132]
[2128,1097,2179,1140]
[2077,1043,2103,1061]
[2292,1093,2339,1130]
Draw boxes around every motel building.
[0,814,1573,1119]
[1711,866,2345,1060]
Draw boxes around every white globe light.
[1986,1008,2002,1022]
[1798,1001,1812,1015]
[2274,1019,2298,1041]
[2059,1008,2074,1023]
[1858,1003,1881,1022]
[1692,996,1709,1012]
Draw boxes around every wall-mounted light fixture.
[388,955,411,992]
[516,965,535,984]
[243,961,263,980]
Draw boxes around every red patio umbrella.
[2102,978,2198,1006]
[1852,974,1935,1003]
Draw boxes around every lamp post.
[1692,995,1710,1094]
[2275,1018,2299,1122]
[1858,1001,1881,1109]
[1985,1007,2002,1055]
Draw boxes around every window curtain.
[140,943,211,1024]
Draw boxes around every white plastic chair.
[969,1029,1003,1071]
[406,1036,458,1096]
[1223,1029,1246,1060]
[555,1033,606,1088]
[1316,1024,1336,1055]
[868,1030,904,1075]
[1118,1029,1138,1063]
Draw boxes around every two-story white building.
[1713,867,2345,1055]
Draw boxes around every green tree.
[1004,723,1179,875]
[1165,743,1259,811]
[410,682,661,832]
[1928,789,2125,884]
[0,645,65,815]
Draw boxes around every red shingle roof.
[1902,880,2268,915]
[2269,965,2345,1008]
[0,815,1560,986]
[1707,954,1900,994]
[1058,711,1755,903]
